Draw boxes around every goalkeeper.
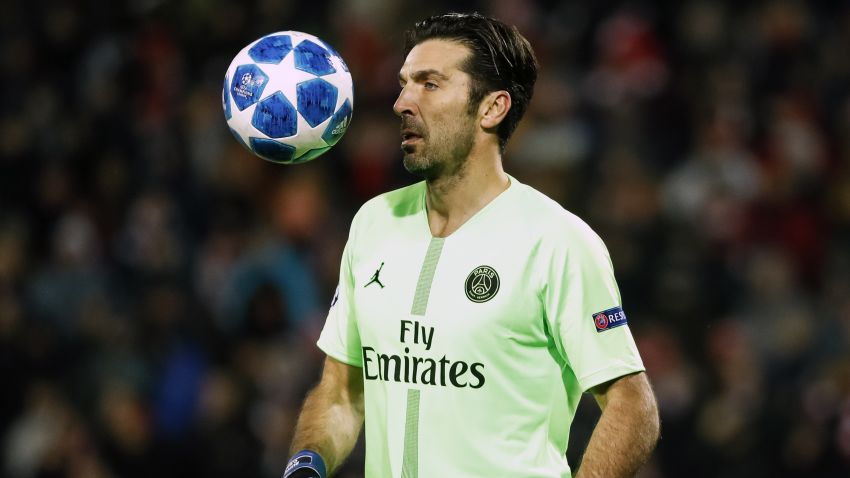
[284,12,659,478]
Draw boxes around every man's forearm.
[290,363,365,474]
[576,373,660,478]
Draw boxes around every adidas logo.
[331,116,349,135]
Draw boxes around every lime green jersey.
[317,177,645,478]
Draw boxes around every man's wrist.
[283,450,327,478]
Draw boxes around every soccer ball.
[223,31,354,164]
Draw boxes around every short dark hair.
[403,12,538,151]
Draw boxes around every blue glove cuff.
[283,450,327,478]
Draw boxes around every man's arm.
[290,357,365,475]
[576,372,660,478]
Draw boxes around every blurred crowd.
[2,0,850,477]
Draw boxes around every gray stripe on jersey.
[401,388,421,478]
[410,237,445,316]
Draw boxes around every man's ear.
[479,90,511,129]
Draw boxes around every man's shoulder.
[507,180,610,263]
[511,180,597,238]
[352,181,425,229]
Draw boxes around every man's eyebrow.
[398,69,450,82]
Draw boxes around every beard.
[402,117,476,181]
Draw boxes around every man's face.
[393,39,479,180]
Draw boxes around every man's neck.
[425,151,510,238]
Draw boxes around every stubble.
[402,116,476,181]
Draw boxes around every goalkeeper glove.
[283,450,327,478]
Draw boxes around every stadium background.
[2,0,850,476]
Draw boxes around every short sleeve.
[542,224,644,392]
[317,236,363,367]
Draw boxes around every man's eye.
[424,82,438,90]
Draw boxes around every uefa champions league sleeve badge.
[592,306,628,332]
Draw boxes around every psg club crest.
[465,265,500,303]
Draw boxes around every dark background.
[2,0,850,476]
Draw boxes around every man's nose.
[393,86,416,117]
